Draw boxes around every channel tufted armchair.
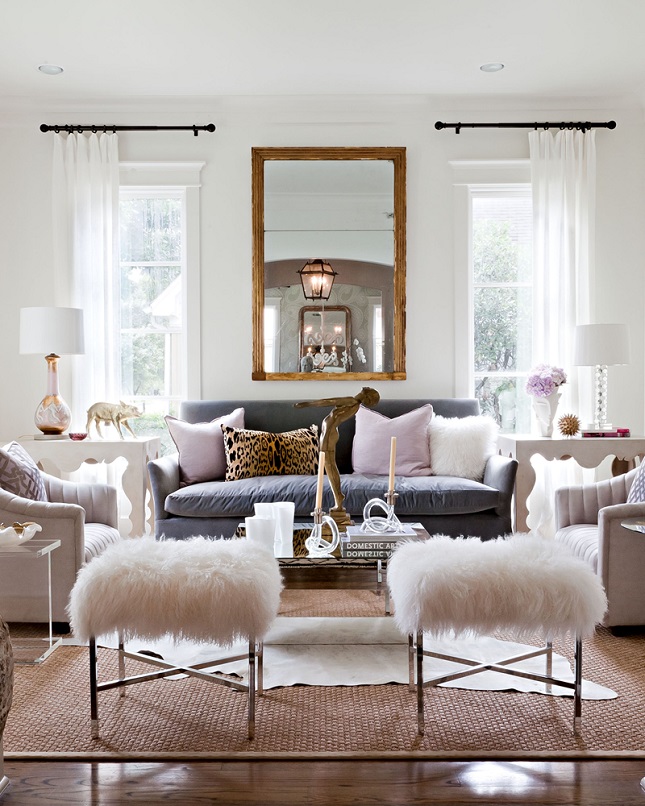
[0,473,121,628]
[554,467,645,628]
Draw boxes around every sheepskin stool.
[68,536,283,740]
[388,534,607,736]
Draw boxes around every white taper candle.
[388,436,397,491]
[315,451,326,509]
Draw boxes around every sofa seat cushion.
[554,525,599,573]
[343,474,500,517]
[166,475,321,519]
[165,473,500,520]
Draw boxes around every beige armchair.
[554,468,645,628]
[0,473,121,626]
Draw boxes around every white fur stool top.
[68,536,283,645]
[388,534,607,639]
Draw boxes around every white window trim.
[119,162,204,400]
[450,160,531,398]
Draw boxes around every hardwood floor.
[2,760,645,805]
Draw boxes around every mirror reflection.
[298,305,352,374]
[252,147,406,380]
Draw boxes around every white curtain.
[52,133,129,527]
[53,132,120,430]
[527,129,597,536]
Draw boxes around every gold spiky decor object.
[558,413,581,437]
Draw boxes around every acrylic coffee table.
[0,539,62,664]
[240,521,430,614]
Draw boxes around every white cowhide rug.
[67,616,616,700]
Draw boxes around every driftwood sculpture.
[295,387,380,526]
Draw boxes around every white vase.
[532,391,561,437]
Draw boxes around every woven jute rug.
[4,589,645,760]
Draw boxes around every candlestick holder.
[305,507,341,557]
[361,490,402,534]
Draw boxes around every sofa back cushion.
[181,398,481,474]
[428,415,499,481]
[222,425,319,481]
[352,404,434,476]
[166,408,245,485]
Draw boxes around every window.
[118,191,184,452]
[263,299,281,373]
[369,298,383,373]
[471,188,533,433]
[117,162,203,453]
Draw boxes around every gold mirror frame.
[252,146,406,380]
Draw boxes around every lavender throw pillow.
[166,408,245,485]
[352,404,434,477]
[0,441,47,501]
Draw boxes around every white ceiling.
[3,0,645,106]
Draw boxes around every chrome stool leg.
[574,637,582,734]
[416,630,424,736]
[248,639,256,741]
[89,638,99,739]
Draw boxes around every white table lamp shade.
[19,307,85,356]
[573,324,630,367]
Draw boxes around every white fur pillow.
[428,415,499,481]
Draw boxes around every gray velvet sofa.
[149,398,517,542]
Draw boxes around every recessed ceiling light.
[480,63,505,73]
[38,64,64,76]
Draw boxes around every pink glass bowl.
[69,433,88,441]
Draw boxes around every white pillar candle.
[245,516,276,555]
[388,436,397,491]
[315,452,326,509]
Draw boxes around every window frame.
[451,161,531,408]
[119,162,204,405]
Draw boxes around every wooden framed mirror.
[252,146,406,380]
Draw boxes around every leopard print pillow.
[222,425,319,481]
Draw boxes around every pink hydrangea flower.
[525,364,567,398]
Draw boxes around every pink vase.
[34,354,72,435]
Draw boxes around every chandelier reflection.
[303,320,347,370]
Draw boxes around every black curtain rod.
[435,120,616,135]
[40,123,216,136]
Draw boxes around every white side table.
[497,434,645,533]
[0,539,62,664]
[18,437,160,538]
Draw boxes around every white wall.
[1,96,643,443]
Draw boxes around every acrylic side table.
[0,540,62,664]
[18,437,160,538]
[497,434,645,533]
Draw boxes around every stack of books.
[581,427,631,438]
[340,523,425,559]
